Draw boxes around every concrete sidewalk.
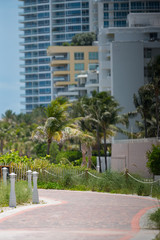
[0,190,159,240]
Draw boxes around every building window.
[149,32,158,41]
[74,52,84,60]
[75,63,84,71]
[114,12,128,19]
[89,52,98,60]
[104,12,109,19]
[144,48,152,58]
[89,64,99,71]
[114,21,126,27]
[39,96,51,102]
[39,88,51,94]
[104,3,108,10]
[104,21,109,28]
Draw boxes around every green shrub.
[150,208,160,229]
[147,145,160,175]
[73,156,96,168]
[55,151,82,164]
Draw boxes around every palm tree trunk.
[104,128,107,171]
[81,143,87,167]
[155,87,160,138]
[87,146,92,169]
[0,139,3,154]
[96,126,101,172]
[144,115,148,138]
[47,138,52,155]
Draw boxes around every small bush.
[150,208,160,229]
[147,145,160,175]
[55,151,82,164]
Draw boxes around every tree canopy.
[67,32,97,46]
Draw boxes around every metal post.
[2,167,8,185]
[32,171,39,204]
[9,173,17,208]
[26,170,32,189]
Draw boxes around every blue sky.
[0,1,21,118]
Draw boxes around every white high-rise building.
[19,0,160,113]
[19,0,90,113]
[98,13,160,117]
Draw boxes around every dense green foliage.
[62,32,97,46]
[147,145,160,175]
[150,208,160,229]
[132,55,160,138]
[71,32,96,46]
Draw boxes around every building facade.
[90,0,160,32]
[19,0,90,112]
[47,45,98,101]
[98,13,160,119]
[19,0,160,113]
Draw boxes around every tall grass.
[0,180,32,207]
[37,168,160,198]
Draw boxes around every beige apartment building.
[47,45,98,100]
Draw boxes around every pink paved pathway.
[0,189,159,240]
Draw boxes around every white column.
[2,167,8,185]
[9,173,17,208]
[32,171,39,204]
[27,170,32,189]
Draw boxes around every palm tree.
[88,91,128,170]
[2,110,16,124]
[133,84,154,138]
[32,97,76,155]
[148,56,160,137]
[62,127,95,168]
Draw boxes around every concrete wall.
[111,138,160,178]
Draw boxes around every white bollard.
[9,173,17,208]
[26,170,32,189]
[32,171,39,204]
[2,167,8,185]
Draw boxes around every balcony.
[52,54,69,61]
[53,66,70,72]
[68,85,77,91]
[85,80,99,88]
[57,91,78,97]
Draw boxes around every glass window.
[66,25,81,32]
[39,73,51,79]
[74,52,84,60]
[39,65,50,71]
[38,12,49,19]
[82,2,89,8]
[38,0,49,3]
[114,21,126,27]
[66,2,80,9]
[114,3,119,10]
[104,3,108,10]
[39,88,51,94]
[89,52,98,60]
[89,64,99,71]
[75,63,84,71]
[104,21,109,28]
[39,81,51,87]
[104,12,109,19]
[82,25,89,31]
[39,96,51,102]
[66,10,81,16]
